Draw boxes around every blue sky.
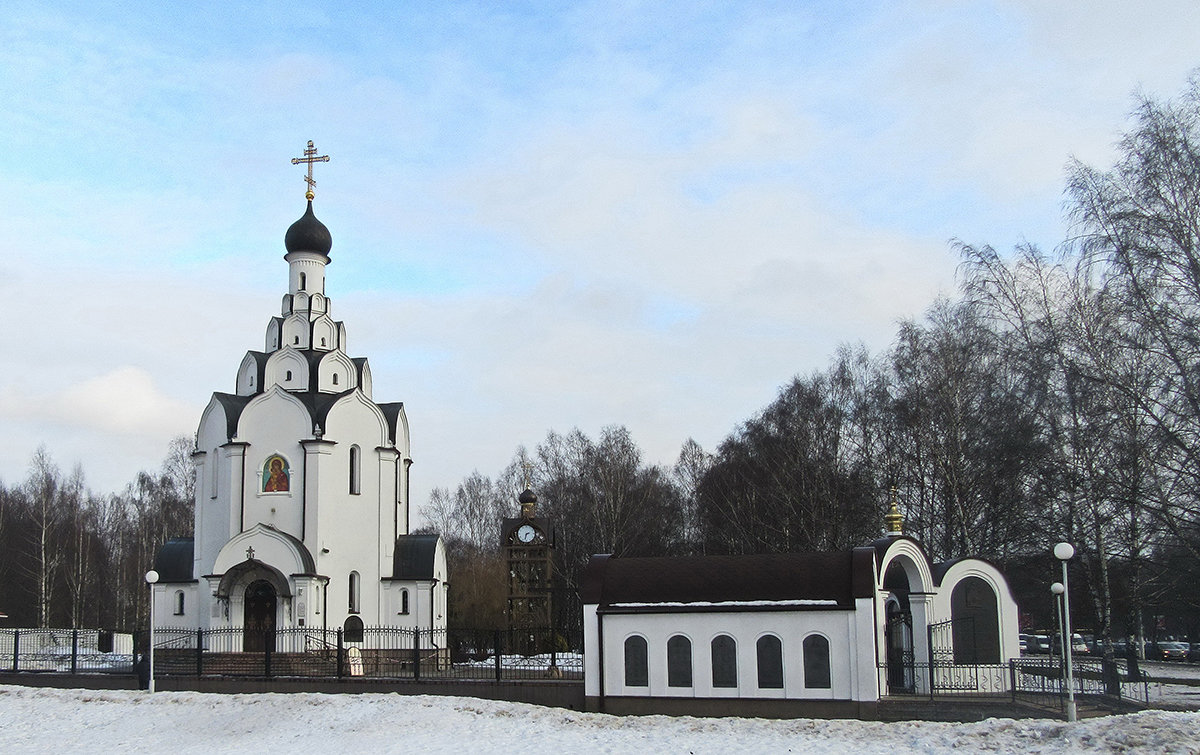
[3,1,1200,514]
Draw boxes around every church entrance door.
[244,580,277,652]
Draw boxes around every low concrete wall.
[0,673,139,691]
[586,695,880,720]
[0,672,585,711]
[159,676,585,709]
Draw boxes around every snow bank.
[1,685,1199,754]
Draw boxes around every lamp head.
[145,570,160,585]
[1051,582,1065,595]
[1053,542,1075,561]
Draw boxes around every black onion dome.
[284,200,332,256]
[519,488,538,505]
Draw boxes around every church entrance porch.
[243,580,277,653]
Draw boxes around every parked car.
[1152,641,1189,661]
[1050,633,1090,656]
[1188,643,1200,663]
[1027,634,1052,654]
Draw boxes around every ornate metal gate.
[885,608,914,694]
[928,616,979,692]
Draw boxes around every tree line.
[0,439,193,631]
[424,79,1200,646]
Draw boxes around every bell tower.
[501,486,555,653]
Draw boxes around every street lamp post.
[1053,543,1077,722]
[1051,581,1065,657]
[145,570,159,694]
[1051,581,1066,698]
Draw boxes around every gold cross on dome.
[290,140,330,200]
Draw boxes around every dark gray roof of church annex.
[582,549,876,609]
[391,534,441,580]
[154,537,195,583]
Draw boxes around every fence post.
[196,629,204,676]
[264,631,272,678]
[1009,660,1017,703]
[494,630,502,683]
[336,628,344,678]
[71,630,79,674]
[413,629,421,681]
[927,622,935,699]
[11,630,18,672]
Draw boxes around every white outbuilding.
[581,525,1020,717]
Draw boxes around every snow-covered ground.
[2,685,1199,754]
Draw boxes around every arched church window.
[624,635,648,687]
[756,634,784,689]
[711,634,737,688]
[349,446,361,495]
[349,571,361,614]
[667,634,692,687]
[343,615,364,643]
[299,272,307,291]
[174,591,185,616]
[321,337,327,347]
[294,336,300,345]
[803,634,831,689]
[332,373,339,385]
[285,370,292,381]
[209,449,219,499]
[400,589,409,615]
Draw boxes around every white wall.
[596,610,862,701]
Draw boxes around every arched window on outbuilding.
[711,634,737,688]
[757,634,784,689]
[667,634,692,688]
[803,634,831,689]
[174,591,185,616]
[624,635,648,687]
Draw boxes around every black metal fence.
[1010,656,1150,709]
[148,626,582,681]
[878,656,1151,709]
[0,628,135,674]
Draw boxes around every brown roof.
[583,549,876,609]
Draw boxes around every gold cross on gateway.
[291,140,330,200]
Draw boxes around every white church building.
[151,144,447,645]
